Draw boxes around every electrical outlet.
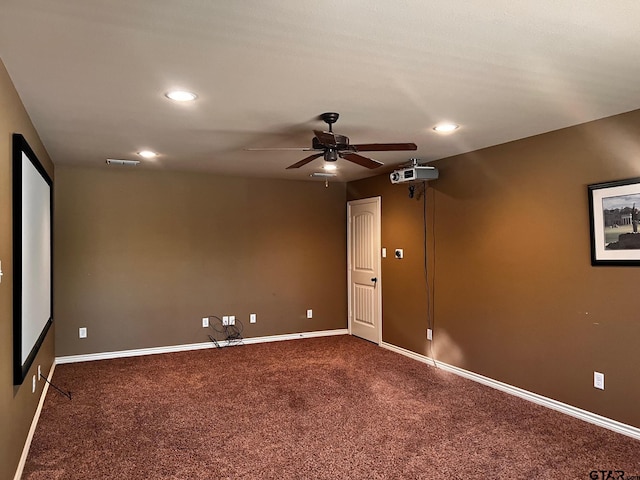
[427,328,433,341]
[229,315,236,326]
[395,249,404,259]
[202,317,209,328]
[222,316,229,326]
[250,313,257,323]
[306,309,313,319]
[594,371,605,390]
[79,327,87,338]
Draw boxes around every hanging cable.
[423,181,437,366]
[40,375,72,400]
[206,315,244,348]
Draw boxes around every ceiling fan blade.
[286,152,324,169]
[314,130,339,147]
[351,142,417,152]
[340,152,384,169]
[245,147,318,151]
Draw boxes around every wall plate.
[594,371,605,390]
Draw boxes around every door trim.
[347,196,382,345]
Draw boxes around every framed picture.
[13,134,53,385]
[588,177,640,266]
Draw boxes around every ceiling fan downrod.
[320,112,339,133]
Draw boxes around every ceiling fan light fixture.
[323,163,337,171]
[324,150,338,162]
[165,90,198,102]
[433,123,459,133]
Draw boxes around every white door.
[347,197,381,344]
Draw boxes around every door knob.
[371,277,377,283]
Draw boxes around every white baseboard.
[380,341,640,441]
[56,329,349,365]
[14,362,56,480]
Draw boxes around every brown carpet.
[23,336,640,479]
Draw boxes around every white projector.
[390,166,439,184]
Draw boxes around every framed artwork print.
[588,177,640,266]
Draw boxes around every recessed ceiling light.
[433,123,459,133]
[323,163,337,171]
[165,90,198,102]
[138,150,157,159]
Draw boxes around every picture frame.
[13,134,53,385]
[588,177,640,266]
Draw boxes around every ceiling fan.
[246,112,417,169]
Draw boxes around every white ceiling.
[2,1,640,182]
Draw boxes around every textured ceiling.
[1,1,640,182]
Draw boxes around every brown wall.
[0,59,55,480]
[54,167,347,356]
[348,109,640,428]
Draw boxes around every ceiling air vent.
[106,159,140,166]
[309,172,336,178]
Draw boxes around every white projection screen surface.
[13,134,52,385]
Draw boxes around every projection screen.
[13,134,52,385]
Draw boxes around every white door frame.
[347,196,382,345]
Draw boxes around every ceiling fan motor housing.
[312,135,349,150]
